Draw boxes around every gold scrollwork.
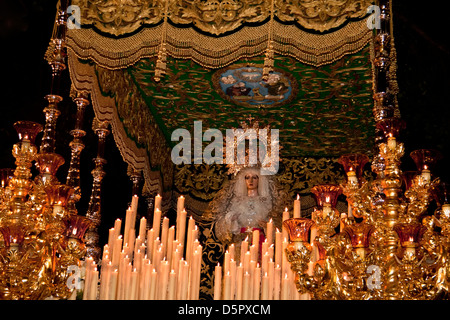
[72,0,372,36]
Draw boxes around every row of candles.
[80,193,357,300]
[213,196,311,300]
[83,195,203,300]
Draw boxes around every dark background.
[0,0,449,247]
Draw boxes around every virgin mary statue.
[210,166,288,250]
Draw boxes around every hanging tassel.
[154,43,167,82]
[154,0,169,82]
[262,0,275,82]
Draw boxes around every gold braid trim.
[66,18,371,70]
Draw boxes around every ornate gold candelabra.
[284,118,450,299]
[284,0,449,300]
[0,121,91,299]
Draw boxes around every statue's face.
[245,173,259,191]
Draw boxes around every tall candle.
[230,259,236,300]
[124,207,133,245]
[108,228,115,252]
[242,271,251,299]
[214,263,222,300]
[223,271,232,300]
[161,217,169,256]
[146,229,154,258]
[236,263,244,300]
[253,266,261,300]
[273,265,281,300]
[177,209,187,247]
[139,216,147,241]
[177,195,185,215]
[275,229,282,267]
[261,272,269,300]
[310,224,318,262]
[167,227,175,266]
[293,194,301,218]
[129,269,138,300]
[153,208,162,239]
[281,273,289,300]
[89,268,99,300]
[268,259,274,300]
[252,229,260,250]
[149,268,157,300]
[159,260,169,300]
[167,270,177,300]
[154,194,162,213]
[266,219,273,245]
[240,237,249,263]
[186,216,195,262]
[282,208,289,241]
[108,269,118,300]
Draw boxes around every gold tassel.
[154,0,169,82]
[262,0,275,81]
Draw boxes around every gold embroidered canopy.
[66,0,394,201]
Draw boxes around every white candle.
[153,208,161,239]
[236,263,244,300]
[139,216,147,241]
[261,272,269,300]
[223,271,232,300]
[293,194,301,218]
[177,195,185,215]
[177,209,187,247]
[253,266,261,300]
[149,268,157,300]
[124,207,133,245]
[242,271,251,299]
[108,269,118,300]
[387,135,397,150]
[240,237,249,263]
[167,226,175,266]
[161,217,169,256]
[89,268,99,300]
[282,208,289,241]
[214,263,222,300]
[167,270,177,300]
[281,273,290,300]
[252,229,260,250]
[347,170,358,185]
[159,260,169,300]
[108,228,115,251]
[129,268,138,300]
[266,219,273,245]
[422,166,431,183]
[112,236,122,268]
[275,229,282,268]
[274,265,281,300]
[154,194,162,213]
